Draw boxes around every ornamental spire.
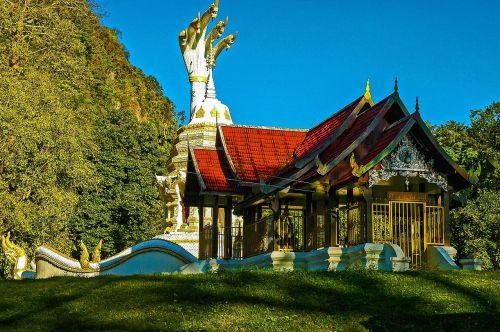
[205,40,217,99]
[415,96,419,112]
[394,77,399,93]
[206,69,216,99]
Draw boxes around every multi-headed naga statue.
[178,0,237,120]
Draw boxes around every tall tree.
[0,0,177,277]
[433,102,499,269]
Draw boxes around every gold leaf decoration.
[195,106,205,118]
[210,107,218,118]
[350,153,361,176]
[316,155,329,175]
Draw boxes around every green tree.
[434,102,499,269]
[0,0,177,277]
[71,108,167,256]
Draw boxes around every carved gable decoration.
[368,136,447,190]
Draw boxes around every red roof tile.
[220,126,307,182]
[319,96,391,164]
[292,111,411,188]
[294,97,363,159]
[359,117,412,166]
[193,148,244,194]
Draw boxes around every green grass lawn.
[0,271,498,331]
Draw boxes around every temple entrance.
[390,200,425,267]
[372,192,445,268]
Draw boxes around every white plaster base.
[459,258,483,271]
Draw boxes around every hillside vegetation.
[433,103,499,269]
[0,0,177,277]
[0,271,498,331]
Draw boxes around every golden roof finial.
[364,79,371,100]
[415,96,419,112]
[394,77,399,93]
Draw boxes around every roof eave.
[189,147,208,192]
[294,96,369,168]
[412,114,470,183]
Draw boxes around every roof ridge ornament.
[364,79,371,100]
[394,77,399,94]
[415,96,420,112]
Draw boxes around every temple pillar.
[363,187,373,243]
[224,196,233,259]
[327,187,339,247]
[305,192,313,251]
[346,186,353,245]
[273,194,281,252]
[198,195,204,258]
[442,188,450,246]
[242,208,250,258]
[212,195,219,258]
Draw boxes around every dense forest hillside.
[0,0,177,276]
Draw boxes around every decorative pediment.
[368,136,447,190]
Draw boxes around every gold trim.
[189,75,209,83]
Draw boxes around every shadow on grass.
[363,312,498,332]
[0,271,498,331]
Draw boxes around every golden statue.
[1,232,28,279]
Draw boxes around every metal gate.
[390,201,425,267]
[372,199,444,268]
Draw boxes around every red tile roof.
[193,148,243,193]
[289,96,394,186]
[359,116,412,166]
[220,126,307,182]
[319,96,391,164]
[294,97,363,159]
[294,111,410,187]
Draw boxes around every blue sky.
[95,0,500,128]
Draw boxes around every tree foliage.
[0,0,177,277]
[433,102,499,269]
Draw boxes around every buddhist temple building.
[183,80,470,268]
[0,1,479,281]
[161,0,470,268]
